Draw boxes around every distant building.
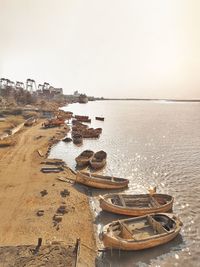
[36,83,63,98]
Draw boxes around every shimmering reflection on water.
[49,101,200,266]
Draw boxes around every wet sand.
[0,120,96,266]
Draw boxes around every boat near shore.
[90,150,107,169]
[100,213,183,250]
[72,133,83,145]
[75,150,94,167]
[76,171,129,189]
[95,117,104,121]
[75,115,91,123]
[99,193,174,216]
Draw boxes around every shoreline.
[0,117,97,266]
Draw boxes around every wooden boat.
[75,115,89,120]
[90,150,107,169]
[95,128,102,134]
[75,150,94,167]
[62,137,72,142]
[75,115,91,123]
[76,171,129,189]
[82,131,100,139]
[100,213,183,250]
[72,133,83,145]
[95,117,104,121]
[99,193,174,216]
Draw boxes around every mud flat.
[0,119,96,266]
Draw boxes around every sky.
[0,0,200,99]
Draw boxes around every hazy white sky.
[1,0,200,98]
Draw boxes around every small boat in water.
[95,117,104,121]
[100,213,182,250]
[72,133,83,145]
[76,171,129,189]
[99,193,174,216]
[62,137,72,142]
[90,150,107,169]
[75,150,94,167]
[75,115,91,123]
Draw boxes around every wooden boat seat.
[118,195,126,207]
[119,221,133,239]
[149,196,160,207]
[147,216,168,234]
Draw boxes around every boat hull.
[102,213,182,250]
[102,228,180,250]
[90,159,106,170]
[76,172,129,189]
[100,194,174,216]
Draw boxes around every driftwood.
[57,177,74,184]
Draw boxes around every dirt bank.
[0,121,96,266]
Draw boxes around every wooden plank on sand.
[37,149,44,157]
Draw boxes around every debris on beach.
[40,158,66,167]
[40,189,48,197]
[62,137,72,142]
[60,189,70,197]
[57,205,68,215]
[36,210,44,216]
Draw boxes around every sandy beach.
[0,120,96,266]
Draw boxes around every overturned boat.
[101,213,182,250]
[99,193,174,216]
[90,150,107,169]
[76,171,129,189]
[75,150,94,167]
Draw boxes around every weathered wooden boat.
[43,119,65,128]
[87,128,102,134]
[82,130,100,139]
[99,193,174,216]
[95,117,104,121]
[41,167,64,173]
[75,115,89,120]
[95,128,102,133]
[75,150,94,167]
[75,115,91,123]
[72,133,83,145]
[100,213,182,250]
[76,171,129,189]
[62,137,72,142]
[90,150,107,169]
[72,120,88,127]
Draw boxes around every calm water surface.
[49,100,200,267]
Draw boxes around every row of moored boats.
[74,165,183,251]
[68,114,183,251]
